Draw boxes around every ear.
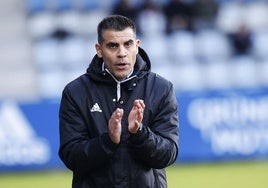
[95,43,103,58]
[135,39,140,55]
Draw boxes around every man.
[59,15,179,188]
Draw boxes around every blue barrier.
[1,88,268,172]
[177,88,268,162]
[0,99,64,172]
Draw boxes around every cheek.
[135,47,139,57]
[131,54,137,64]
[103,51,113,59]
[135,46,139,55]
[130,47,138,61]
[99,49,109,59]
[101,52,115,64]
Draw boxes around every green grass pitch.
[0,160,268,188]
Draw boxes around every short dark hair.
[97,15,136,44]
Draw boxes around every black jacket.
[59,47,179,188]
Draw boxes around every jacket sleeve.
[58,85,118,175]
[129,82,179,169]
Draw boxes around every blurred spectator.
[163,0,193,34]
[111,0,138,22]
[229,24,253,57]
[51,28,71,41]
[191,0,219,30]
[136,0,166,37]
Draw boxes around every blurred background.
[0,0,268,187]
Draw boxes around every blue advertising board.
[0,99,64,172]
[177,88,268,162]
[1,88,268,172]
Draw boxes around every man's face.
[95,28,140,81]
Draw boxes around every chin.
[116,74,127,81]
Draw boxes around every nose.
[117,46,127,58]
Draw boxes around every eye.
[107,43,118,49]
[125,41,133,48]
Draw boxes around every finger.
[133,100,142,108]
[115,108,123,117]
[139,100,145,108]
[133,100,139,108]
[135,99,145,109]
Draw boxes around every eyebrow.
[106,42,119,48]
[106,39,134,47]
[125,39,134,45]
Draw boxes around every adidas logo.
[90,103,102,112]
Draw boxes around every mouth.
[115,62,128,69]
[117,62,127,66]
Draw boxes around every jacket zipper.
[105,68,137,101]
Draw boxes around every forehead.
[102,28,136,43]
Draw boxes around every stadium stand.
[0,0,37,100]
[0,0,268,100]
